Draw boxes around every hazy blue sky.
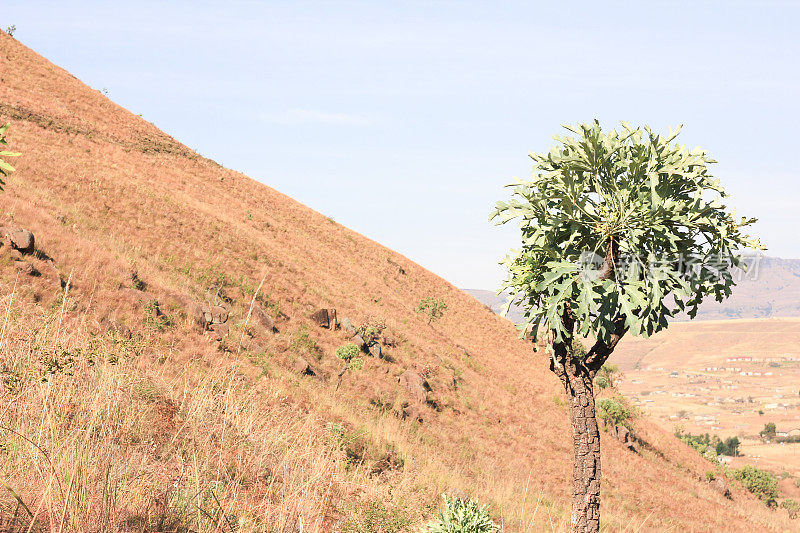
[3,1,798,288]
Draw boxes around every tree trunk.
[567,367,600,533]
[550,324,607,533]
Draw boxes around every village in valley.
[614,318,800,491]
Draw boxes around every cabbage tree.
[491,121,762,532]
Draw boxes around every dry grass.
[0,31,797,530]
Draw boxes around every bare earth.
[613,317,800,476]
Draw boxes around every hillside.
[0,32,795,531]
[466,256,800,324]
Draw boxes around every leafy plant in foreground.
[492,120,761,532]
[424,494,499,533]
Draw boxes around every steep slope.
[0,32,793,531]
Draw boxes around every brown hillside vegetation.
[0,33,794,531]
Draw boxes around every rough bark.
[552,337,602,533]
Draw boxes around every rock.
[310,308,337,329]
[341,317,356,335]
[351,335,366,350]
[605,422,639,453]
[368,343,382,358]
[292,357,317,376]
[398,370,431,404]
[190,302,210,330]
[7,228,35,255]
[13,261,37,276]
[252,305,275,332]
[210,305,228,324]
[310,308,330,328]
[210,322,229,340]
[710,477,732,499]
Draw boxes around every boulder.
[210,305,228,324]
[341,317,356,335]
[310,308,330,328]
[368,343,382,358]
[252,305,275,332]
[292,357,317,376]
[310,308,337,329]
[6,228,35,255]
[398,370,431,404]
[710,477,732,499]
[13,260,37,276]
[606,422,639,453]
[190,302,210,330]
[327,308,338,329]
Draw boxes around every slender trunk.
[567,369,600,533]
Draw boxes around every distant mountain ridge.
[465,256,800,324]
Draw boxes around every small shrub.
[424,494,499,533]
[336,343,360,362]
[4,25,15,38]
[782,498,799,519]
[416,297,447,324]
[595,363,619,389]
[596,396,636,429]
[731,465,779,507]
[143,299,173,331]
[705,471,716,482]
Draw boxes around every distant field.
[611,317,800,475]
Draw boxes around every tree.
[0,122,21,191]
[491,121,761,532]
[416,297,448,324]
[760,422,777,441]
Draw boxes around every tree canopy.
[491,121,762,349]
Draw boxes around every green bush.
[416,297,447,324]
[424,495,499,533]
[781,498,799,519]
[731,465,779,507]
[336,343,360,361]
[596,396,636,429]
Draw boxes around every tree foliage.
[760,422,777,441]
[0,122,21,191]
[732,465,779,507]
[416,297,448,324]
[491,121,762,348]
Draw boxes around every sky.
[2,1,799,289]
